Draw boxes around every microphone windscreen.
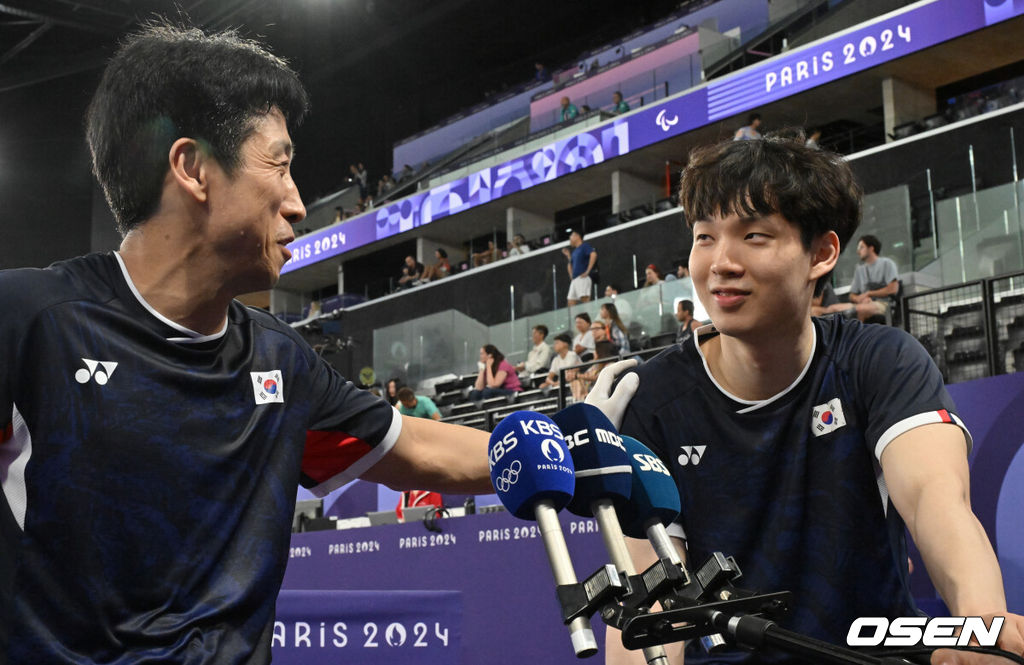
[488,411,575,519]
[618,436,680,538]
[552,403,631,517]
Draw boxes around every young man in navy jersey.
[597,136,1023,665]
[0,22,491,664]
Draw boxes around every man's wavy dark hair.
[86,20,310,235]
[678,130,862,293]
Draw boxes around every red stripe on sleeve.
[0,422,11,445]
[302,430,373,485]
[937,409,953,423]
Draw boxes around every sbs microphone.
[620,435,727,654]
[553,404,669,665]
[488,411,597,658]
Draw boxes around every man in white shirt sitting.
[538,333,581,390]
[516,325,553,376]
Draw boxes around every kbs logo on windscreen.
[847,616,1004,647]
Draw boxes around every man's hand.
[561,247,571,258]
[931,612,1024,665]
[584,358,639,430]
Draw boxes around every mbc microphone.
[620,435,727,654]
[553,404,669,665]
[488,411,598,658]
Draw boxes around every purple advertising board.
[282,0,1024,275]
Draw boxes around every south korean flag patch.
[811,398,846,437]
[251,370,285,405]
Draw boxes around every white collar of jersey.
[694,323,817,414]
[114,252,228,344]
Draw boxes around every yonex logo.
[656,109,679,132]
[678,445,707,466]
[495,460,522,492]
[541,438,565,463]
[75,359,118,385]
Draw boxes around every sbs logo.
[495,460,522,492]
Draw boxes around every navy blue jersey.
[0,253,400,664]
[620,316,970,664]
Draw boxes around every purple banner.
[707,0,1021,121]
[282,0,1024,275]
[273,590,461,664]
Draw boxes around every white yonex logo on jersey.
[811,398,847,437]
[251,370,285,404]
[678,445,706,466]
[75,359,118,385]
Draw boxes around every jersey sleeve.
[301,355,402,497]
[850,325,971,461]
[882,257,899,284]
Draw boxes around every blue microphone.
[620,436,727,654]
[553,405,669,665]
[488,411,597,658]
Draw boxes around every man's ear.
[167,138,209,203]
[809,230,840,282]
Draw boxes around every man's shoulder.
[816,315,921,368]
[0,253,116,317]
[631,344,700,406]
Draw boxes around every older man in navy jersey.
[597,135,1024,665]
[0,21,491,665]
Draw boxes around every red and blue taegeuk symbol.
[820,410,834,425]
[263,378,278,395]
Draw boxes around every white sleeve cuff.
[873,410,973,461]
[309,407,404,497]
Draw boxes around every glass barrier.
[373,310,488,386]
[833,185,914,287]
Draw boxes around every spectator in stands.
[604,283,633,323]
[350,163,368,204]
[560,96,579,123]
[600,303,630,356]
[571,322,617,402]
[472,240,498,267]
[734,112,762,140]
[376,174,395,199]
[806,128,822,149]
[534,62,551,83]
[332,206,342,224]
[612,91,630,114]
[420,248,451,282]
[397,255,425,289]
[675,298,701,346]
[384,377,403,406]
[396,387,441,421]
[507,233,531,257]
[538,333,581,391]
[468,345,522,402]
[674,259,689,279]
[563,229,597,305]
[825,234,899,322]
[643,264,664,287]
[811,281,841,317]
[516,325,553,375]
[398,164,414,183]
[572,312,596,362]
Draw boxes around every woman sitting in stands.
[472,240,499,267]
[643,263,664,286]
[570,323,617,402]
[468,345,522,402]
[384,377,403,406]
[420,248,451,282]
[600,302,631,356]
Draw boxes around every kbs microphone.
[620,435,727,654]
[488,411,598,658]
[553,404,669,665]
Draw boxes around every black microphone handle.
[592,499,670,665]
[535,499,599,658]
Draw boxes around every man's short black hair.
[679,133,862,293]
[678,299,694,315]
[860,234,882,255]
[575,312,591,324]
[86,20,309,235]
[748,112,762,124]
[554,332,572,345]
[534,324,549,337]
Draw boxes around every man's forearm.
[911,485,1007,615]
